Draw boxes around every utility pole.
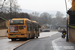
[65,0,69,41]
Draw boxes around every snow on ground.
[39,32,59,38]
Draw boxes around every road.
[1,31,75,50]
[15,32,60,50]
[0,32,58,50]
[15,32,75,50]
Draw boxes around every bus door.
[30,23,34,38]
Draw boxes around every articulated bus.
[8,18,41,41]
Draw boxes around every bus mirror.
[7,30,8,33]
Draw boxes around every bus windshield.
[10,20,24,24]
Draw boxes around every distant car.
[42,29,50,32]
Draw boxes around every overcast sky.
[18,0,71,12]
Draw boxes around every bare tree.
[40,12,52,25]
[31,12,39,16]
[0,0,21,13]
[56,11,64,26]
[0,0,21,19]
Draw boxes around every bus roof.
[32,21,37,23]
[11,18,29,20]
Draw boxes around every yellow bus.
[8,18,40,41]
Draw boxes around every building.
[0,17,8,37]
[0,17,8,28]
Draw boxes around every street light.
[65,0,69,41]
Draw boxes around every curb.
[13,40,30,50]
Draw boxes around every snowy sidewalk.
[52,33,75,50]
[39,32,58,38]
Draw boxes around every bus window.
[10,20,24,25]
[19,26,24,29]
[27,24,30,31]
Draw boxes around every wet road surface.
[15,32,75,50]
[0,32,58,50]
[15,32,60,50]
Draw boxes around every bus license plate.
[10,35,15,37]
[63,33,65,35]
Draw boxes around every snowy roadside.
[39,32,59,38]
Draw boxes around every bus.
[8,18,41,41]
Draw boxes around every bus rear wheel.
[36,37,38,38]
[11,39,16,41]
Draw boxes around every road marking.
[52,37,61,50]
